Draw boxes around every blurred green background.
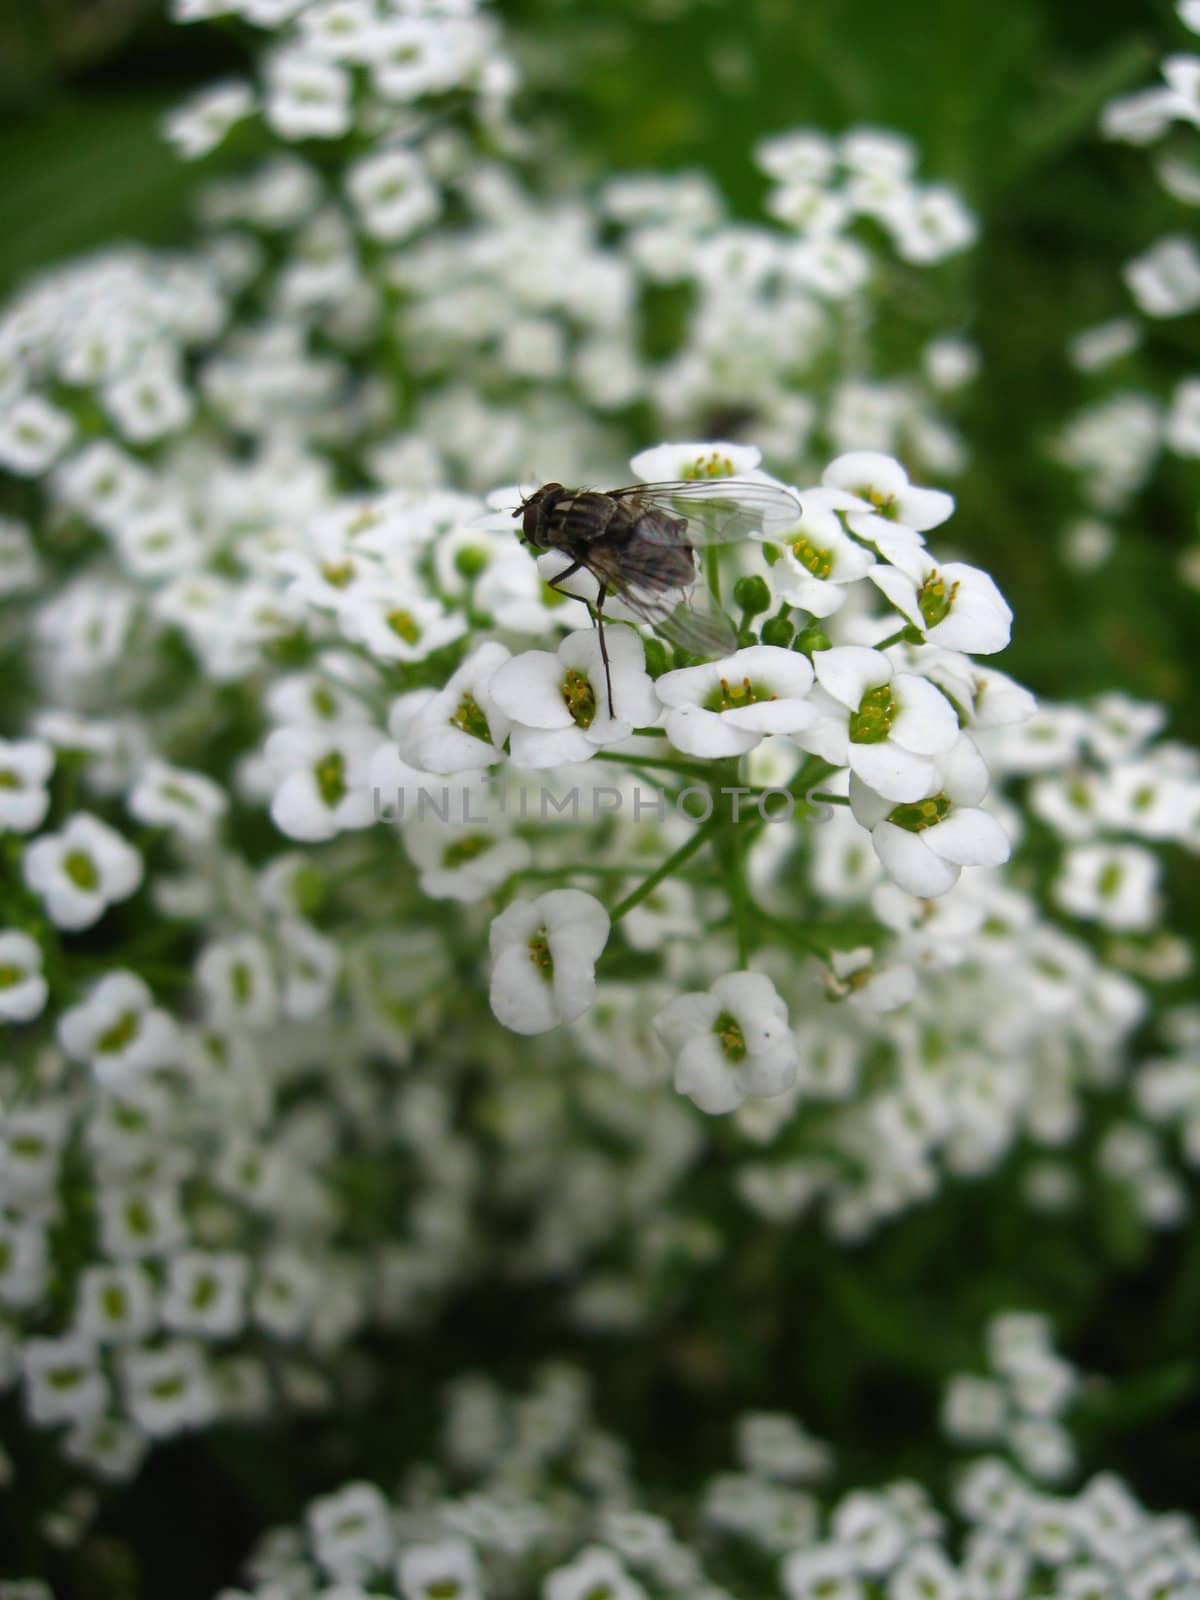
[3,2,1199,1594]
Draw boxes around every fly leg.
[595,581,615,719]
[545,559,585,598]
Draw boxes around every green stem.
[610,811,724,923]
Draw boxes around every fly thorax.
[848,682,898,743]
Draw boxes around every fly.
[513,478,804,718]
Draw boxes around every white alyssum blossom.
[0,515,41,595]
[489,889,610,1036]
[75,1263,157,1345]
[0,394,74,475]
[771,491,878,617]
[397,1538,483,1600]
[870,549,1013,655]
[196,935,279,1029]
[1125,235,1200,317]
[408,641,514,773]
[264,50,352,140]
[849,736,1011,898]
[58,971,179,1087]
[120,1340,216,1437]
[0,931,48,1023]
[402,816,531,903]
[266,725,380,842]
[23,813,143,931]
[308,1480,395,1582]
[796,646,960,802]
[23,1335,108,1427]
[161,1251,250,1337]
[629,440,762,481]
[163,78,256,159]
[656,645,817,758]
[489,627,658,767]
[0,1218,48,1309]
[127,760,228,842]
[0,737,54,832]
[544,1545,647,1600]
[347,147,441,241]
[1054,843,1161,931]
[655,972,799,1115]
[822,451,955,549]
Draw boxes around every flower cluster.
[183,1353,1200,1600]
[0,0,1197,1587]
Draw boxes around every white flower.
[656,645,817,758]
[490,627,659,767]
[98,1182,188,1260]
[1054,844,1161,931]
[278,918,341,1019]
[267,726,380,842]
[308,1481,394,1582]
[887,1544,959,1600]
[120,1340,216,1437]
[795,646,960,802]
[102,352,194,442]
[1125,235,1200,317]
[0,931,48,1023]
[489,889,610,1035]
[821,451,954,548]
[544,1546,646,1600]
[888,184,978,263]
[264,51,352,140]
[0,394,74,476]
[630,440,762,481]
[398,1538,482,1600]
[23,1335,108,1427]
[870,551,1012,655]
[0,1217,47,1309]
[771,491,878,617]
[0,515,41,596]
[58,971,179,1086]
[161,1251,249,1337]
[654,972,799,1115]
[338,586,466,662]
[408,641,513,773]
[402,817,531,903]
[163,79,256,160]
[783,1544,864,1600]
[0,737,54,832]
[128,760,228,842]
[849,735,1011,897]
[76,1263,157,1344]
[196,935,279,1029]
[347,147,441,241]
[23,813,143,931]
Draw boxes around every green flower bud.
[733,575,772,615]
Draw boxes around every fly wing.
[587,534,738,657]
[609,479,804,546]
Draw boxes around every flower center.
[858,485,898,519]
[886,794,952,833]
[1097,861,1124,898]
[451,692,492,744]
[848,682,897,744]
[386,608,422,645]
[315,751,347,809]
[442,834,493,869]
[561,668,597,729]
[704,677,777,713]
[681,452,735,479]
[425,1584,461,1600]
[713,1009,747,1061]
[63,850,100,891]
[0,767,19,789]
[528,931,554,980]
[790,535,834,580]
[917,569,959,628]
[320,560,355,589]
[96,1010,141,1054]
